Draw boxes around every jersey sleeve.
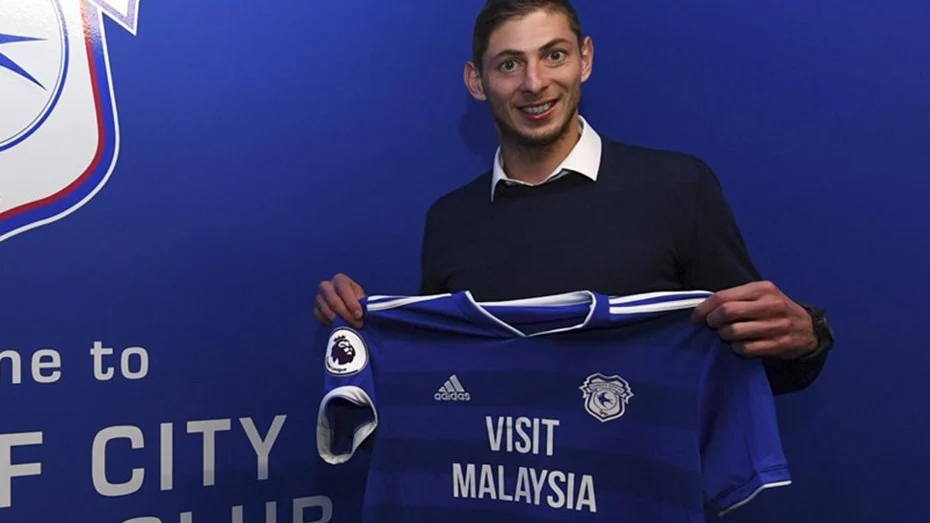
[315,321,378,465]
[698,338,792,516]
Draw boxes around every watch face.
[816,316,834,347]
[803,306,833,350]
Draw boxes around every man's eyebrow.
[490,38,572,61]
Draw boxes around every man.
[314,0,834,395]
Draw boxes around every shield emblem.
[579,373,634,422]
[0,0,137,244]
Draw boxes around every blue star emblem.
[0,32,46,90]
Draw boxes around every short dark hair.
[471,0,583,71]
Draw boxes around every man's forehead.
[485,10,576,56]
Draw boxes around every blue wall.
[1,0,927,521]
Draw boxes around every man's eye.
[500,59,518,71]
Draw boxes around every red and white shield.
[0,0,138,244]
[580,373,634,423]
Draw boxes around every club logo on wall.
[0,0,140,244]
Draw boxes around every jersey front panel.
[316,291,790,523]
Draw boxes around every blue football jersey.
[316,290,791,522]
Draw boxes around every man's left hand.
[691,281,818,360]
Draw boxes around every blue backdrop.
[1,0,928,522]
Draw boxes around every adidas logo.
[434,374,471,402]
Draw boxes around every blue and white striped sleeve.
[315,321,378,465]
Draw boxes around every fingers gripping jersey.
[316,290,791,522]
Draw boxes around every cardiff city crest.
[579,373,634,422]
[0,0,140,244]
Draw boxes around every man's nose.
[520,62,549,94]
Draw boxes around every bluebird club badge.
[0,0,139,245]
[580,373,634,422]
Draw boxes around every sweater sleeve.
[418,201,445,296]
[685,160,761,290]
[686,160,828,395]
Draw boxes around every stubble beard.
[493,93,580,163]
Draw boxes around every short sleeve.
[315,321,378,465]
[698,339,792,516]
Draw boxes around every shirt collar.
[490,115,602,201]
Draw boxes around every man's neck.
[499,118,581,185]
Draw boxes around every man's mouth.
[519,100,557,119]
[522,101,554,114]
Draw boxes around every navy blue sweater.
[418,139,827,395]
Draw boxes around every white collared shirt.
[490,115,603,201]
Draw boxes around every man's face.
[468,9,593,148]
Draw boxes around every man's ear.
[464,61,487,101]
[580,36,594,83]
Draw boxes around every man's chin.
[510,121,571,148]
[494,109,576,149]
[513,130,562,148]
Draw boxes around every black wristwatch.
[802,305,835,357]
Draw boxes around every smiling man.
[314,0,834,396]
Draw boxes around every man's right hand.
[314,273,366,328]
